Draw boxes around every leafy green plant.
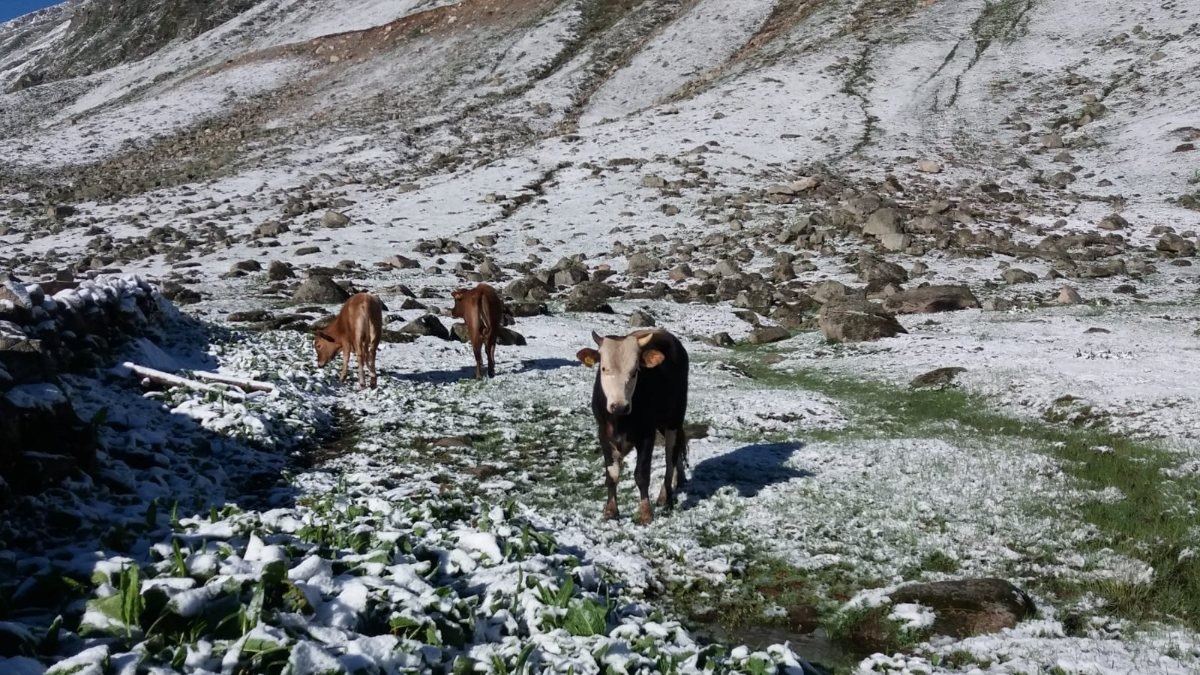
[563,600,608,637]
[118,564,144,639]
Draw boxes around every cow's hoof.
[637,501,653,525]
[603,503,618,521]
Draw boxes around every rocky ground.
[2,0,1200,673]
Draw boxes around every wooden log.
[120,362,247,401]
[189,370,275,393]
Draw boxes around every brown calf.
[451,283,505,379]
[313,292,384,388]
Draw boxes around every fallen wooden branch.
[189,370,275,393]
[120,362,247,401]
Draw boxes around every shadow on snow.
[682,441,813,506]
[384,357,578,383]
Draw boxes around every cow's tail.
[477,293,493,340]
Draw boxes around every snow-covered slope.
[3,0,1200,673]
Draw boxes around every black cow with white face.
[576,329,689,525]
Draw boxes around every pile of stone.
[1,273,169,501]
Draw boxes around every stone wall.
[0,273,169,500]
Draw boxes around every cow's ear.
[451,290,463,300]
[641,349,665,369]
[317,331,336,343]
[592,330,605,347]
[577,348,600,368]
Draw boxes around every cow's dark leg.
[658,428,679,508]
[634,434,655,525]
[601,431,622,520]
[673,428,688,489]
[485,336,496,378]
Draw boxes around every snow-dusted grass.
[729,351,1200,630]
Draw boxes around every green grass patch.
[723,349,1200,631]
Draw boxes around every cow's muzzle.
[607,402,632,416]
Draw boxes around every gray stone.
[401,315,451,340]
[1097,213,1129,231]
[863,208,902,238]
[818,298,906,343]
[628,309,656,328]
[627,252,661,277]
[883,285,980,314]
[748,326,791,345]
[1002,268,1038,284]
[322,210,351,228]
[230,260,262,274]
[267,260,294,281]
[1157,233,1196,257]
[384,255,420,269]
[291,276,350,305]
[890,579,1035,638]
[564,281,618,313]
[910,367,967,389]
[1056,286,1083,305]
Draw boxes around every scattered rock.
[748,326,790,345]
[291,276,350,305]
[1057,286,1083,305]
[267,260,294,281]
[564,281,618,313]
[910,367,967,389]
[402,315,451,340]
[1002,268,1038,284]
[818,298,907,343]
[916,159,942,173]
[627,252,661,277]
[227,309,273,323]
[809,280,856,305]
[1157,233,1196,257]
[384,255,421,269]
[883,285,980,314]
[322,210,351,228]
[229,260,262,275]
[710,332,736,348]
[628,309,656,328]
[1097,214,1129,231]
[890,578,1036,638]
[1040,133,1064,149]
[863,208,902,238]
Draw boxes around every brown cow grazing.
[451,283,505,379]
[576,329,689,525]
[313,292,384,389]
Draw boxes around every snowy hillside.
[2,0,1200,673]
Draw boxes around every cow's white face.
[577,330,666,416]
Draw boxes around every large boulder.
[818,298,907,343]
[564,281,618,313]
[863,207,902,238]
[401,315,451,340]
[291,276,350,305]
[890,578,1036,638]
[859,254,909,288]
[883,285,980,314]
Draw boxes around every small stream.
[691,622,854,672]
